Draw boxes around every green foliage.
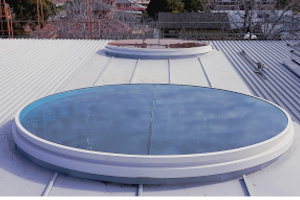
[276,0,300,11]
[7,0,55,21]
[147,0,207,19]
[182,0,207,12]
[6,0,56,34]
[146,0,171,19]
[167,0,185,13]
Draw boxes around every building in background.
[158,12,230,39]
[207,0,276,10]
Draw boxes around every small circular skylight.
[13,84,294,185]
[105,39,212,58]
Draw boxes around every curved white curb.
[12,85,294,185]
[105,39,212,58]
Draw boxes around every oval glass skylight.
[105,39,212,58]
[13,84,294,185]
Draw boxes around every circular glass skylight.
[105,39,212,58]
[13,84,294,185]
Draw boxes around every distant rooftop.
[47,0,69,5]
[158,12,230,29]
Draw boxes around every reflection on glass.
[21,84,288,155]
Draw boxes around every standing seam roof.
[1,39,299,125]
[211,40,300,123]
[0,39,299,196]
[0,39,105,127]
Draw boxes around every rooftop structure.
[116,0,146,10]
[0,39,299,196]
[158,12,229,30]
[207,0,277,10]
[158,12,230,39]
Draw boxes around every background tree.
[6,0,55,34]
[147,0,208,19]
[182,0,207,12]
[55,0,114,38]
[146,0,170,19]
[276,0,300,10]
[167,0,184,13]
[210,0,300,39]
[261,0,300,39]
[54,0,150,39]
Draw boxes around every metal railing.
[1,20,299,40]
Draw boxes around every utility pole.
[36,0,44,37]
[0,0,13,38]
[86,0,92,38]
[40,0,44,27]
[36,0,40,32]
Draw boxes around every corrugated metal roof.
[0,38,299,196]
[0,39,106,127]
[210,40,300,124]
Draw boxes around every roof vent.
[105,39,212,58]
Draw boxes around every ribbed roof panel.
[0,39,105,126]
[211,40,300,123]
[0,39,299,196]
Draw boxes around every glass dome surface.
[13,84,294,184]
[19,84,288,154]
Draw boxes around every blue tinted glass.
[151,85,288,154]
[21,85,154,155]
[21,84,288,155]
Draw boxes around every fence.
[1,20,299,40]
